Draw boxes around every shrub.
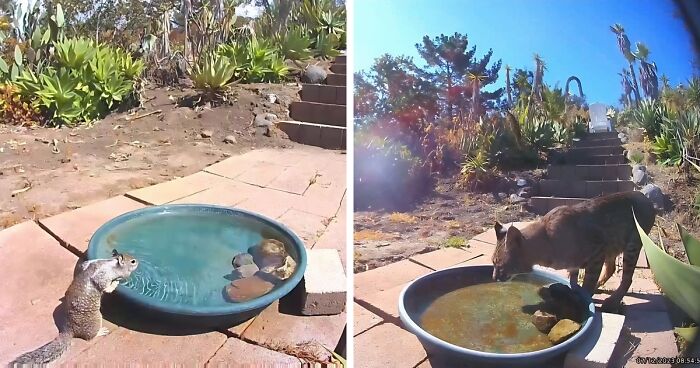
[354,134,434,211]
[652,108,700,167]
[10,40,143,127]
[628,150,644,165]
[218,38,289,83]
[631,99,669,139]
[0,83,41,126]
[190,52,236,95]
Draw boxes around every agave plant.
[686,77,700,109]
[90,47,134,108]
[314,32,341,59]
[299,0,345,38]
[34,68,84,125]
[633,212,700,346]
[190,52,236,93]
[652,108,700,167]
[631,98,669,139]
[54,37,96,69]
[522,117,556,153]
[278,26,313,61]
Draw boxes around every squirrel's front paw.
[104,280,120,293]
[97,327,110,337]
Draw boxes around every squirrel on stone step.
[11,249,139,366]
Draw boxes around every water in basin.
[419,273,563,354]
[92,210,292,307]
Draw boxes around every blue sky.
[353,0,697,107]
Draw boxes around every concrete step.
[573,137,622,147]
[301,84,346,105]
[538,179,635,198]
[547,164,631,181]
[276,120,346,150]
[561,154,627,165]
[566,145,624,156]
[330,63,346,74]
[289,101,345,126]
[327,73,346,86]
[586,131,619,139]
[335,55,347,64]
[529,196,588,215]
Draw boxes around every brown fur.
[491,191,656,312]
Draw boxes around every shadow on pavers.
[99,293,259,336]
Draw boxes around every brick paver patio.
[354,222,679,368]
[0,146,346,366]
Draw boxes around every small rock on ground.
[641,183,664,210]
[302,65,327,84]
[201,130,213,138]
[224,135,237,144]
[632,164,648,186]
[510,193,527,204]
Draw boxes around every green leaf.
[678,223,700,266]
[14,45,22,66]
[42,29,51,45]
[10,63,19,80]
[635,210,700,321]
[55,4,65,28]
[675,326,698,344]
[0,58,8,74]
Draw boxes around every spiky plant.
[505,64,513,107]
[610,24,641,105]
[530,54,545,105]
[634,42,659,100]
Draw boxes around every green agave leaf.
[675,326,698,344]
[635,211,700,321]
[14,45,22,66]
[31,27,43,49]
[678,223,700,266]
[10,63,19,80]
[55,4,65,28]
[42,29,51,45]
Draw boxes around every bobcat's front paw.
[601,298,623,314]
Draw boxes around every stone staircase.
[529,131,634,215]
[277,55,347,150]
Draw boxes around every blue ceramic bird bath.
[87,204,307,327]
[398,265,595,367]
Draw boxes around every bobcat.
[491,191,656,312]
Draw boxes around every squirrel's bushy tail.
[10,332,71,366]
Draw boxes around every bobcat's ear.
[495,222,507,241]
[505,225,523,248]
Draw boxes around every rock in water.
[270,255,297,280]
[532,310,558,333]
[232,263,259,279]
[548,319,581,344]
[225,274,275,302]
[302,65,327,84]
[232,253,254,268]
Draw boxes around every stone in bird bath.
[225,273,276,302]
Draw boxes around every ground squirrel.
[11,249,139,366]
